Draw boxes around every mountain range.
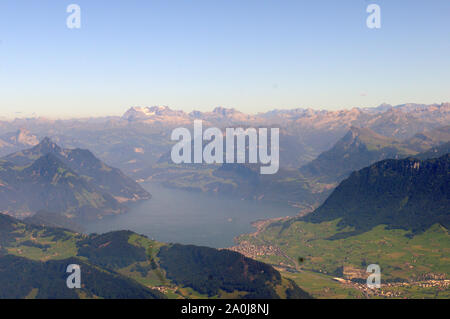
[299,125,450,184]
[0,213,310,299]
[0,138,150,222]
[120,103,450,133]
[146,124,449,213]
[0,129,39,156]
[0,103,449,172]
[1,139,447,298]
[0,103,449,299]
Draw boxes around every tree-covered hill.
[302,154,449,236]
[232,151,449,298]
[0,255,165,299]
[77,231,149,269]
[0,213,310,299]
[158,244,311,299]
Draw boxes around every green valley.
[232,154,450,298]
[0,213,311,299]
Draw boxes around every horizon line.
[1,101,449,121]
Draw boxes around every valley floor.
[230,217,450,299]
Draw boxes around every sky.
[0,0,449,118]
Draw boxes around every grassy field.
[6,225,80,261]
[281,270,364,299]
[235,218,449,298]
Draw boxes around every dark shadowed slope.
[302,154,450,236]
[0,255,166,299]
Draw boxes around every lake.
[85,182,299,248]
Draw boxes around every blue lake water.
[85,182,299,248]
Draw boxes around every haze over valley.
[0,102,449,299]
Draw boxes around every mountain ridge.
[3,137,151,202]
[0,138,150,222]
[0,213,311,299]
[299,126,418,183]
[302,153,450,236]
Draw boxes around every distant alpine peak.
[122,106,187,121]
[343,126,401,149]
[348,126,386,139]
[212,106,239,115]
[377,103,393,109]
[8,128,39,146]
[126,105,171,114]
[345,126,366,142]
[349,126,369,135]
[39,136,55,145]
[33,137,62,154]
[118,102,450,127]
[360,103,392,113]
[15,128,31,135]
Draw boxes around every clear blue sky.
[0,0,449,118]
